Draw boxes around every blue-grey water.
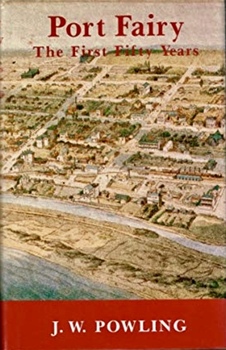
[1,247,137,300]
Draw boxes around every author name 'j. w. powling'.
[50,319,187,337]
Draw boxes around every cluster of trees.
[128,62,171,75]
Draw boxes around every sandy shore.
[2,202,226,299]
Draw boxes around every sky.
[1,1,225,51]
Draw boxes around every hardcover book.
[1,0,225,349]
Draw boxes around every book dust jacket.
[0,0,225,349]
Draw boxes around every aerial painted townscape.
[1,49,226,299]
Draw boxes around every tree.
[144,60,151,72]
[133,84,139,94]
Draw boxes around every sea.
[1,247,137,300]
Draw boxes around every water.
[1,247,137,300]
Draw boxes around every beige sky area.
[1,1,225,51]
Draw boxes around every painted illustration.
[1,0,225,302]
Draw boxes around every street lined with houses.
[1,49,225,263]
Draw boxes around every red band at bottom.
[2,299,226,350]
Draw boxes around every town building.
[83,183,100,198]
[147,191,162,207]
[85,164,99,174]
[176,174,202,181]
[200,193,215,208]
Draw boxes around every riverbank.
[2,202,226,299]
[2,193,226,257]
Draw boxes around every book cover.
[1,0,225,349]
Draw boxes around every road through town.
[2,193,226,258]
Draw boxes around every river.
[2,194,226,258]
